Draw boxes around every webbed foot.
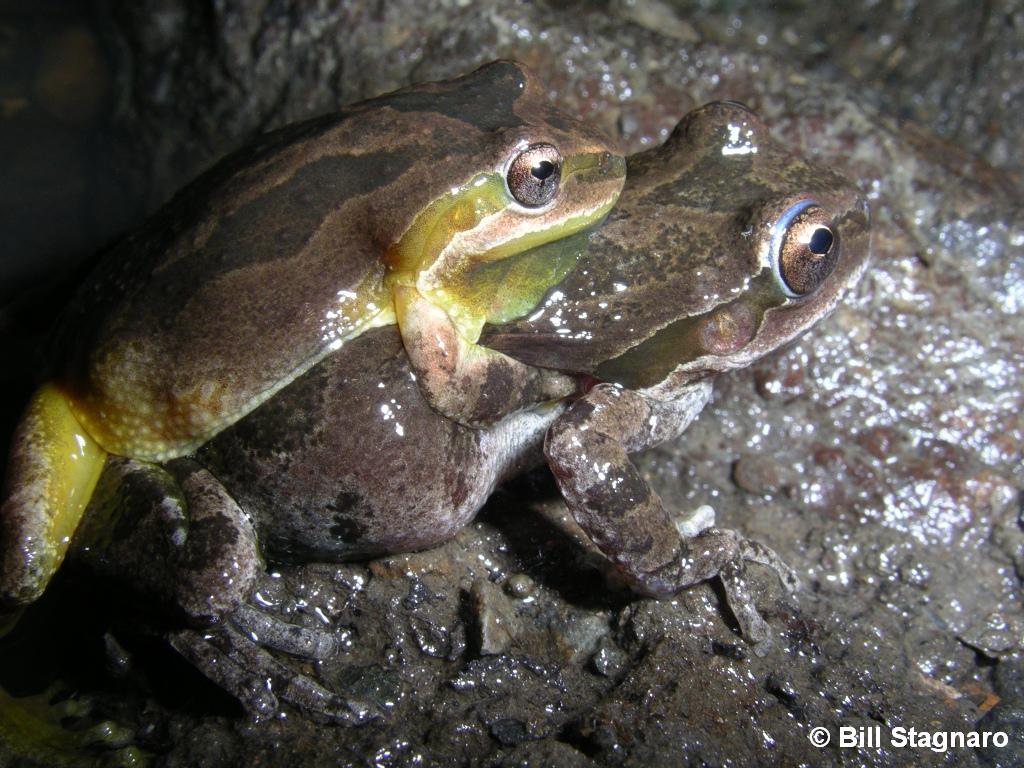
[656,527,799,654]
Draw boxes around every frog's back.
[54,61,558,460]
[56,110,397,459]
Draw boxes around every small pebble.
[505,573,535,599]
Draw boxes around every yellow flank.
[64,275,395,462]
[66,358,243,462]
[1,383,107,606]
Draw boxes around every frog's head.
[370,61,625,335]
[591,101,871,392]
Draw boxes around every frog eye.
[506,143,562,208]
[768,199,840,297]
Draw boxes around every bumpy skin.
[68,102,870,720]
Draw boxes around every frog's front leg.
[544,382,798,651]
[393,285,575,426]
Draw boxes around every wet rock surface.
[1,1,1022,766]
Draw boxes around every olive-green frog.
[0,61,625,609]
[2,97,869,722]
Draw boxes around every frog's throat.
[383,153,622,341]
[596,269,789,390]
[0,383,107,608]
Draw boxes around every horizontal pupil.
[531,160,555,181]
[808,227,833,254]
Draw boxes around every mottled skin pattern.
[199,328,555,563]
[67,103,869,721]
[76,457,261,623]
[389,285,574,428]
[482,102,868,644]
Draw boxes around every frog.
[45,100,869,723]
[0,60,627,612]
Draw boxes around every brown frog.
[0,61,626,613]
[59,101,868,721]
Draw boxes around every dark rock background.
[0,1,1021,766]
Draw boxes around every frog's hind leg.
[169,621,377,725]
[81,458,375,722]
[0,383,107,609]
[76,457,263,624]
[168,572,376,723]
[230,602,339,660]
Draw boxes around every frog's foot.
[0,384,107,609]
[651,528,800,654]
[545,382,798,654]
[0,683,140,765]
[671,505,799,650]
[230,603,340,660]
[169,611,377,725]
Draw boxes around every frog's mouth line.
[383,151,624,341]
[598,205,871,392]
[444,150,626,270]
[595,269,787,390]
[385,150,624,277]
